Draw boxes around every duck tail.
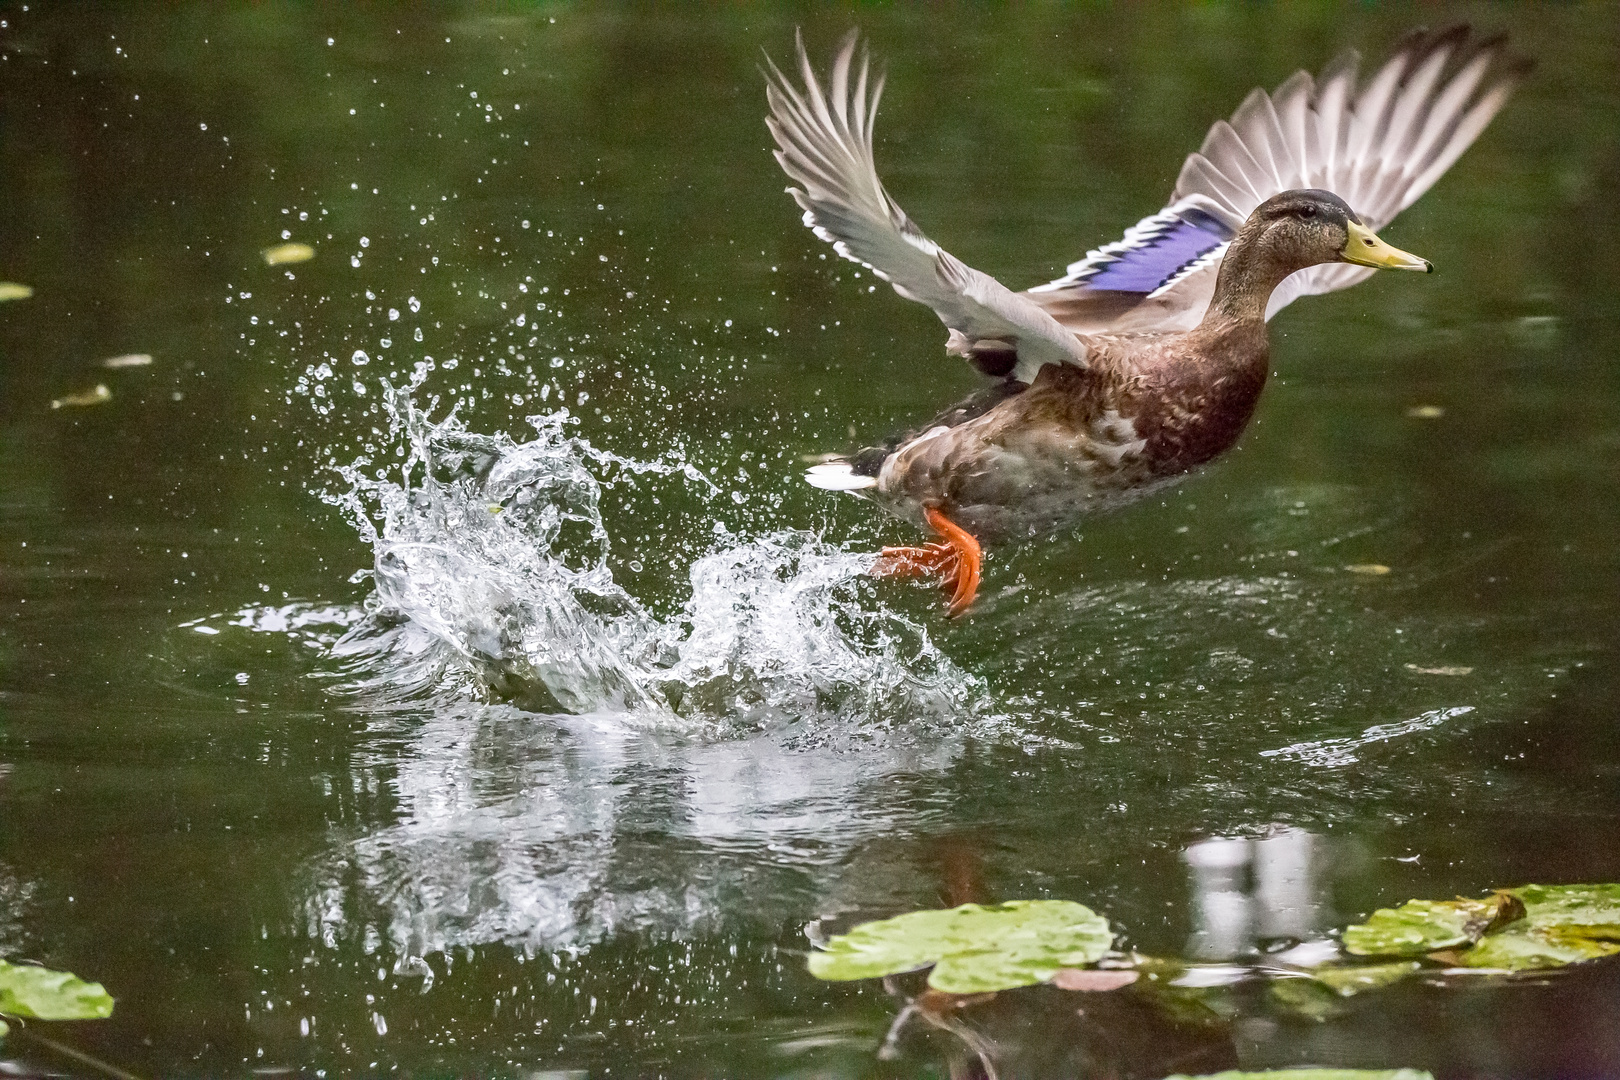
[805,460,878,492]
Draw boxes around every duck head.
[1210,189,1431,322]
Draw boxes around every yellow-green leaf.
[50,384,111,410]
[1344,899,1479,956]
[0,282,33,302]
[807,900,1112,993]
[262,242,315,266]
[1456,930,1620,971]
[1509,883,1620,940]
[0,960,114,1020]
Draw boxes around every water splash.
[323,378,983,732]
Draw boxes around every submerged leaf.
[0,282,33,302]
[50,384,111,409]
[262,242,315,266]
[1310,960,1424,996]
[1267,977,1346,1023]
[807,900,1112,993]
[1346,564,1391,575]
[0,960,115,1020]
[1404,664,1474,676]
[1406,405,1445,419]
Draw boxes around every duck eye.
[1297,205,1317,219]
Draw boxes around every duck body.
[767,27,1525,612]
[864,316,1269,544]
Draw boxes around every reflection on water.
[301,702,961,961]
[879,977,1238,1080]
[1185,830,1328,961]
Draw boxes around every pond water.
[2,5,1619,1078]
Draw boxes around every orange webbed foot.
[870,506,983,617]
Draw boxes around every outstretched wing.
[1028,25,1528,335]
[766,31,1088,375]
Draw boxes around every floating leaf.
[1348,884,1620,971]
[1310,960,1424,996]
[1406,405,1445,419]
[1166,1071,1433,1080]
[1510,883,1620,939]
[101,353,153,369]
[0,960,115,1020]
[1344,899,1483,956]
[0,282,33,302]
[807,900,1112,993]
[1455,930,1620,971]
[262,242,315,266]
[1346,564,1391,575]
[50,384,111,409]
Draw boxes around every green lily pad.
[807,900,1112,993]
[1509,884,1620,939]
[1165,1072,1433,1080]
[0,960,115,1020]
[1345,883,1620,971]
[1343,899,1480,956]
[1343,892,1522,957]
[1453,929,1620,971]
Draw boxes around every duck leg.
[871,506,983,617]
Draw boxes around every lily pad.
[807,900,1112,993]
[0,960,114,1020]
[1510,883,1620,939]
[1165,1072,1433,1080]
[1344,899,1480,956]
[1346,884,1620,971]
[1454,929,1620,971]
[1343,892,1521,957]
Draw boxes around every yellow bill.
[1342,219,1432,272]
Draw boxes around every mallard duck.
[764,27,1524,615]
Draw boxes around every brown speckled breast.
[872,319,1272,544]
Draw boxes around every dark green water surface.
[3,5,1620,1078]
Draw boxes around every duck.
[763,26,1525,616]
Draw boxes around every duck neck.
[1202,233,1300,328]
